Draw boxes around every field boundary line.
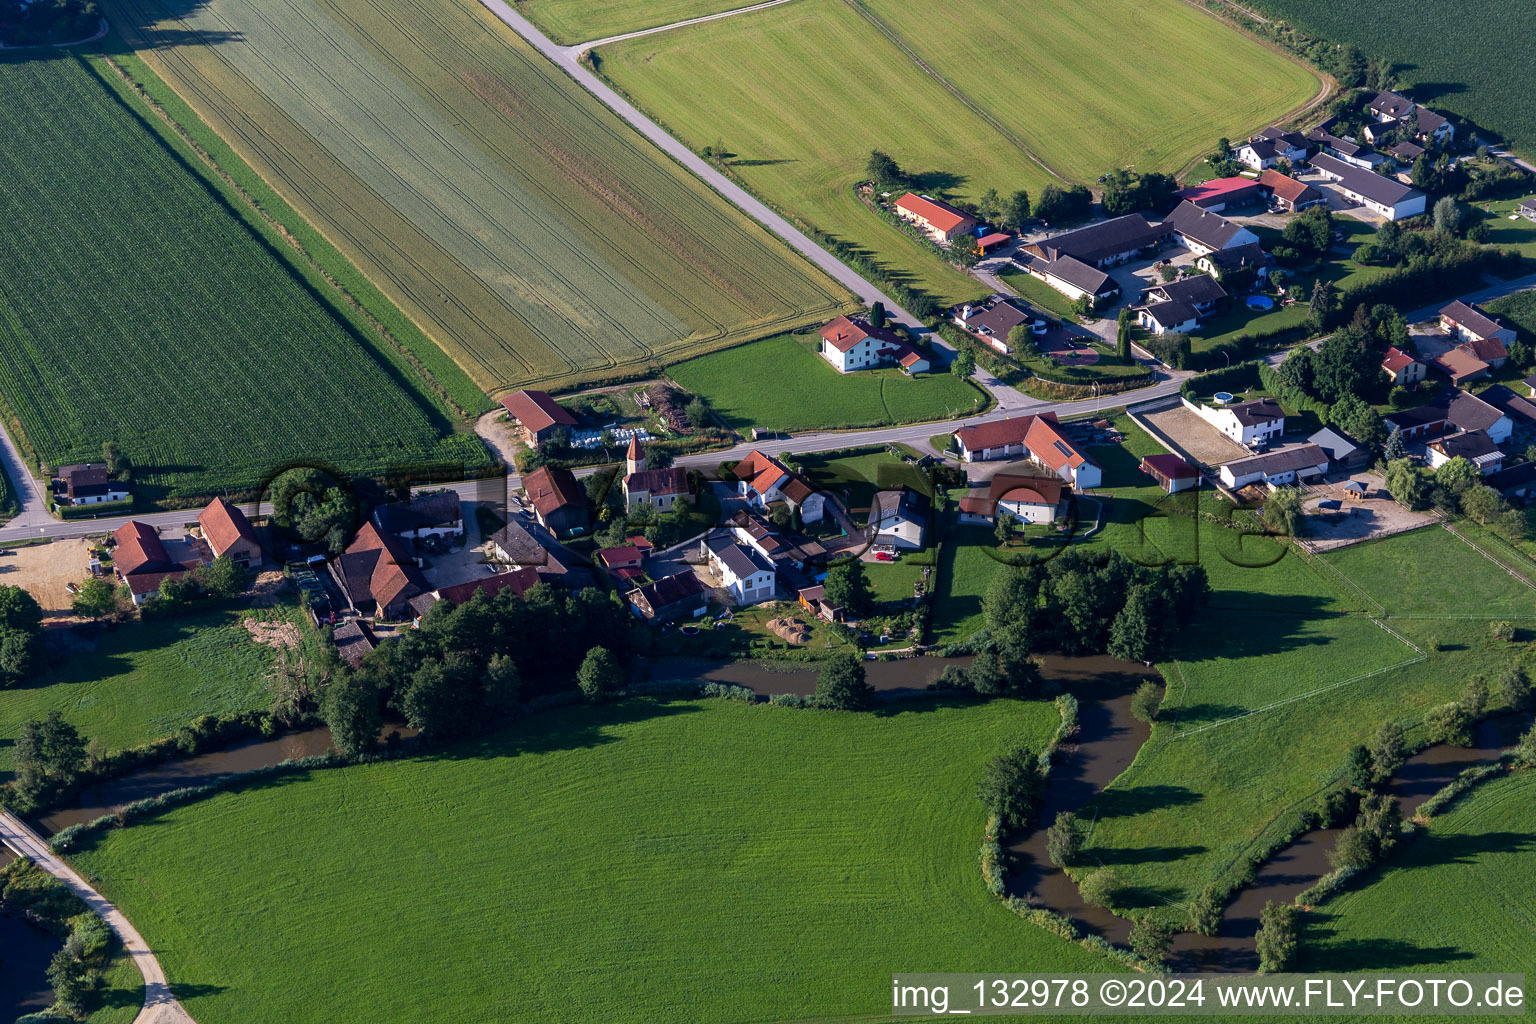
[567,0,803,55]
[1441,520,1536,592]
[1292,543,1386,616]
[836,0,1066,183]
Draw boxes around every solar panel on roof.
[1053,440,1074,458]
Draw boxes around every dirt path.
[0,811,196,1024]
[567,0,801,55]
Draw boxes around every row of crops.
[100,0,854,393]
[0,53,490,505]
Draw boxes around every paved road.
[0,812,196,1024]
[568,0,799,54]
[0,414,50,530]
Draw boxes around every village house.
[621,436,688,511]
[869,486,929,549]
[733,449,826,523]
[1196,242,1271,283]
[499,389,578,445]
[487,520,587,587]
[1162,201,1260,257]
[953,294,1044,355]
[1139,453,1199,494]
[1366,91,1455,145]
[596,545,643,573]
[1384,387,1511,444]
[1476,385,1536,441]
[1016,214,1165,304]
[1310,154,1427,220]
[1218,444,1328,490]
[112,520,202,606]
[53,463,128,507]
[372,491,463,542]
[330,521,429,621]
[796,584,844,624]
[1518,199,1536,222]
[1135,273,1226,335]
[1381,345,1426,386]
[1309,426,1369,472]
[893,192,977,243]
[952,413,1101,488]
[958,473,1069,524]
[704,535,776,605]
[1191,397,1284,447]
[409,568,542,622]
[1173,176,1264,213]
[1489,461,1536,501]
[1306,128,1385,171]
[1256,169,1325,213]
[1234,126,1309,170]
[817,315,928,374]
[198,496,263,569]
[331,619,376,668]
[1386,140,1426,166]
[1440,300,1515,350]
[627,570,710,622]
[1428,344,1496,386]
[522,465,588,537]
[1427,431,1504,474]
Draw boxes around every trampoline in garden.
[1246,295,1275,310]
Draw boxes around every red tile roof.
[435,567,540,606]
[198,497,257,558]
[1257,169,1316,205]
[1025,415,1090,475]
[990,473,1065,506]
[500,390,577,434]
[734,449,790,496]
[1141,453,1198,481]
[1465,337,1509,363]
[598,545,643,568]
[625,465,688,498]
[112,521,172,576]
[1176,176,1261,206]
[1381,346,1418,374]
[955,415,1038,453]
[894,192,975,234]
[818,315,904,354]
[344,522,426,613]
[523,465,586,519]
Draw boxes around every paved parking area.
[1140,404,1251,467]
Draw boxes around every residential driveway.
[420,501,489,588]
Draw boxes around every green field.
[0,53,488,503]
[668,333,984,431]
[69,697,1116,1023]
[518,0,741,44]
[1247,0,1536,157]
[102,0,853,394]
[0,605,298,778]
[1303,769,1536,972]
[600,0,1318,303]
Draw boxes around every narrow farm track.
[567,0,802,55]
[0,811,195,1024]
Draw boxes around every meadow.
[600,0,1318,303]
[1247,0,1536,156]
[0,604,299,777]
[667,333,985,431]
[69,697,1117,1023]
[1302,769,1536,972]
[101,0,853,394]
[0,54,488,504]
[518,0,741,43]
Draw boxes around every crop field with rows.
[100,0,855,395]
[1247,0,1536,157]
[0,54,488,504]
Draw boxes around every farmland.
[1247,0,1536,156]
[0,604,305,777]
[1302,770,1536,972]
[100,0,854,394]
[518,0,742,44]
[599,0,1318,303]
[668,333,985,431]
[0,53,488,504]
[69,697,1116,1023]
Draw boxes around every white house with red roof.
[1380,346,1426,386]
[893,192,976,243]
[952,413,1101,489]
[733,450,826,523]
[817,316,928,374]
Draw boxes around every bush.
[1077,867,1124,908]
[1128,916,1175,965]
[700,681,756,703]
[976,742,1044,828]
[1255,900,1298,972]
[1129,680,1162,723]
[1044,810,1081,867]
[1426,701,1474,747]
[1187,882,1224,935]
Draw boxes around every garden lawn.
[1082,523,1536,916]
[668,333,984,432]
[69,698,1115,1024]
[1476,197,1536,258]
[1301,770,1536,973]
[1189,298,1309,352]
[0,53,488,504]
[997,267,1084,320]
[0,605,297,778]
[102,0,851,394]
[799,447,931,513]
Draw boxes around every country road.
[1,812,195,1024]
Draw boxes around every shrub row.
[1414,756,1514,821]
[1184,323,1310,372]
[1179,360,1263,400]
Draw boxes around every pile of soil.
[767,617,811,645]
[243,617,301,651]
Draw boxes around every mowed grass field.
[518,0,742,44]
[0,54,487,503]
[1302,769,1536,973]
[69,698,1116,1023]
[600,0,1319,303]
[668,333,984,431]
[102,0,854,394]
[0,605,299,778]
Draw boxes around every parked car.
[874,551,895,562]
